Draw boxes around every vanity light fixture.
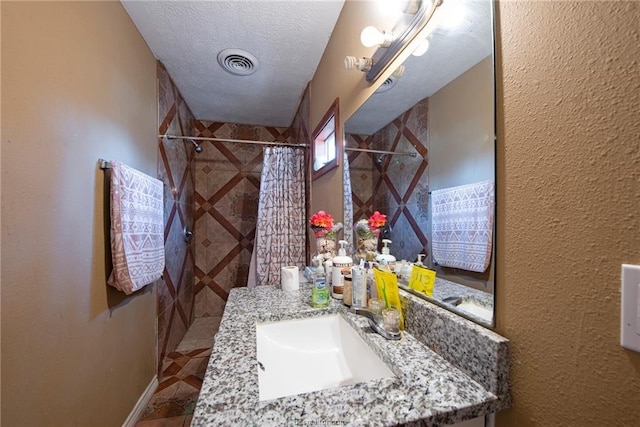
[360,26,394,48]
[365,0,443,82]
[402,0,422,14]
[379,0,421,15]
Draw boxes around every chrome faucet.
[350,307,401,340]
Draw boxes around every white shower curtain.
[343,152,354,250]
[248,146,306,287]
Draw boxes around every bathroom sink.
[256,314,395,401]
[457,301,493,322]
[443,297,493,323]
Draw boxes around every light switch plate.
[621,264,640,352]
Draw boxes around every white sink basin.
[256,314,394,401]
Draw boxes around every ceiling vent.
[375,76,397,93]
[217,49,258,76]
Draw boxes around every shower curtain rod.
[159,134,308,148]
[160,134,416,157]
[345,147,417,157]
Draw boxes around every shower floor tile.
[136,316,221,426]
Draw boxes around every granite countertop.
[193,285,509,426]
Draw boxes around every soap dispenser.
[311,256,330,308]
[331,240,352,299]
[376,239,396,269]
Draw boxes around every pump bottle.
[376,239,396,270]
[311,257,329,308]
[331,240,352,299]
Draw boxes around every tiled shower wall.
[157,62,196,375]
[192,122,294,317]
[346,98,430,262]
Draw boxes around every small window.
[312,98,341,180]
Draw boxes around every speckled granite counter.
[192,285,509,426]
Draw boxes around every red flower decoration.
[368,211,387,230]
[309,210,334,230]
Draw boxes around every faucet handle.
[350,306,401,340]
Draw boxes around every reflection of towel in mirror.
[431,180,494,273]
[108,162,164,294]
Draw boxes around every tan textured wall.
[429,56,494,190]
[496,1,640,425]
[1,2,157,425]
[310,0,403,224]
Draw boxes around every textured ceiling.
[121,0,345,127]
[122,0,492,132]
[345,0,494,135]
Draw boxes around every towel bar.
[98,159,112,170]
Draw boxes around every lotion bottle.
[331,240,352,299]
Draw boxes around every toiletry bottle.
[352,265,367,308]
[376,239,397,270]
[331,240,352,299]
[401,261,413,283]
[343,273,353,307]
[365,262,378,300]
[324,259,333,290]
[415,254,425,266]
[311,257,329,308]
[396,260,407,281]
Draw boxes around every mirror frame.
[312,98,342,180]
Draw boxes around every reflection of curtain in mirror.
[343,152,354,250]
[247,147,306,287]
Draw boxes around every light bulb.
[411,38,430,57]
[344,56,373,72]
[392,65,405,78]
[360,26,393,48]
[438,0,466,31]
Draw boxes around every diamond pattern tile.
[347,98,430,262]
[157,62,196,379]
[158,75,311,366]
[194,121,293,315]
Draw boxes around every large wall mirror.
[343,0,496,326]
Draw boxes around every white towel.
[108,162,164,294]
[431,180,494,273]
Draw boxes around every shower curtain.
[248,146,306,287]
[343,152,354,250]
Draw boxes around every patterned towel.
[431,180,495,273]
[107,162,164,294]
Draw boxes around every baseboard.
[122,375,158,427]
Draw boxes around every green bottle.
[311,260,329,308]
